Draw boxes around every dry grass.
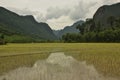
[0,43,120,78]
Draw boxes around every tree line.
[62,16,120,43]
[0,34,6,45]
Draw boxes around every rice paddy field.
[0,43,120,79]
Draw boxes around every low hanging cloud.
[69,1,97,20]
[45,7,70,20]
[4,0,120,29]
[43,1,97,21]
[42,0,120,22]
[35,0,98,29]
[7,7,36,16]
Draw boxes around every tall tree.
[0,34,5,45]
[76,24,85,35]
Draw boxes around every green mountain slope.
[0,7,57,42]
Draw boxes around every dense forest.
[62,17,120,42]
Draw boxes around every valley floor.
[0,43,120,78]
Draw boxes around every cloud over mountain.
[0,0,119,30]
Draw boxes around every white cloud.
[47,16,73,30]
[69,0,97,20]
[0,0,120,30]
[6,7,36,16]
[45,7,70,20]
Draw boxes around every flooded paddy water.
[0,52,118,80]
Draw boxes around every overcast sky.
[0,0,120,30]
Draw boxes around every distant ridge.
[54,20,84,38]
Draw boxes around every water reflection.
[0,52,118,80]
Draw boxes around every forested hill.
[62,3,120,43]
[0,7,57,42]
[93,3,120,30]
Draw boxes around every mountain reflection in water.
[0,52,118,80]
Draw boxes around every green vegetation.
[4,35,35,43]
[62,17,120,43]
[62,29,120,43]
[62,3,120,43]
[0,33,6,45]
[0,43,120,78]
[0,7,57,41]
